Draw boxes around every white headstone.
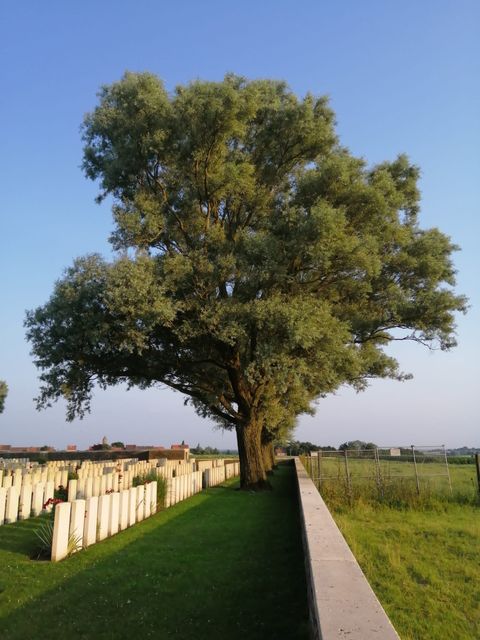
[32,483,45,516]
[13,470,22,489]
[165,478,172,508]
[97,494,111,541]
[85,477,93,499]
[77,478,85,499]
[0,487,6,525]
[19,484,32,519]
[67,479,77,502]
[93,477,101,497]
[136,485,144,521]
[43,480,55,510]
[109,492,120,536]
[54,471,62,489]
[69,499,86,551]
[128,487,137,526]
[83,496,99,547]
[51,502,72,562]
[144,483,151,518]
[149,481,157,514]
[60,470,68,487]
[5,486,19,523]
[119,490,129,530]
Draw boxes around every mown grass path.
[0,463,310,640]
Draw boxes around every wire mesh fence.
[301,446,480,507]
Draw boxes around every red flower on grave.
[42,497,64,510]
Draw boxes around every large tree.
[26,73,466,489]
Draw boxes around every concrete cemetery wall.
[294,458,400,640]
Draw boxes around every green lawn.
[333,503,480,640]
[0,463,310,640]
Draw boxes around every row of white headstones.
[0,460,157,527]
[1,456,231,496]
[52,481,158,561]
[1,459,170,494]
[52,461,240,561]
[0,459,240,528]
[0,481,55,524]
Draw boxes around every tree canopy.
[25,72,466,489]
[0,381,7,414]
[338,440,377,451]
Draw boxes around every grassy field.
[303,457,480,639]
[0,463,309,640]
[333,503,479,640]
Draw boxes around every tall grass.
[132,471,167,509]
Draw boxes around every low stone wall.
[294,458,400,640]
[1,450,139,462]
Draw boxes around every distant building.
[124,444,161,450]
[0,445,54,453]
[389,448,401,457]
[171,443,189,451]
[66,444,77,451]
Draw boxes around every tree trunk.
[262,440,273,474]
[261,440,276,474]
[268,441,276,470]
[236,419,271,490]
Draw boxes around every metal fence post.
[475,453,480,495]
[317,450,321,490]
[411,445,420,494]
[374,447,382,496]
[344,449,351,497]
[442,445,453,495]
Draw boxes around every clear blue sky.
[1,0,478,450]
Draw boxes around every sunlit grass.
[334,503,480,640]
[0,463,309,640]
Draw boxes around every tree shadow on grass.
[0,466,310,640]
[0,517,48,556]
